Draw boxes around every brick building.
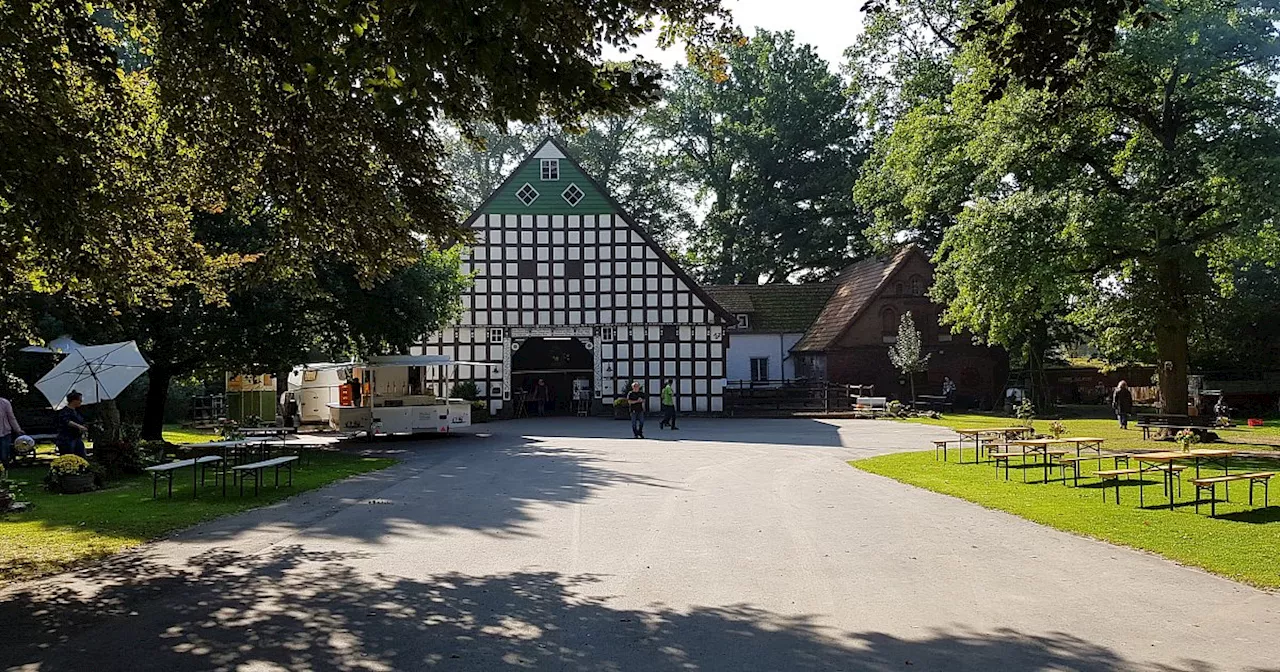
[790,246,1008,407]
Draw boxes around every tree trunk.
[909,371,917,406]
[1154,256,1191,415]
[141,366,172,440]
[1155,321,1190,416]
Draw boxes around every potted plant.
[470,400,489,423]
[613,397,630,420]
[886,400,904,417]
[1175,428,1201,453]
[49,455,96,494]
[1049,420,1067,439]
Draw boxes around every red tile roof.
[791,246,926,352]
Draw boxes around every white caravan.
[292,355,490,437]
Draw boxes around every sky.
[608,0,866,70]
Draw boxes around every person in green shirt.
[658,379,678,430]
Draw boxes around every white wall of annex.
[725,332,805,383]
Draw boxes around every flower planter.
[613,407,628,420]
[58,473,96,494]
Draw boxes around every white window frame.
[540,159,559,181]
[750,357,769,383]
[735,313,750,330]
[488,328,504,344]
[601,326,617,341]
[515,183,539,206]
[561,183,584,207]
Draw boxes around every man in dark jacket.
[1112,380,1134,429]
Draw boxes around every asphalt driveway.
[2,417,1278,671]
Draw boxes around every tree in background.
[657,30,868,284]
[888,311,931,404]
[867,0,1280,414]
[54,205,470,439]
[2,0,735,385]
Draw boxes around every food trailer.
[292,355,490,437]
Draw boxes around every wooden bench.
[933,440,963,461]
[1191,472,1275,516]
[988,451,1028,481]
[1094,468,1142,504]
[1056,454,1129,487]
[1141,464,1187,499]
[231,456,299,496]
[145,456,223,499]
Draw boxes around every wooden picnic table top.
[954,427,1031,435]
[1131,449,1238,462]
[182,438,271,449]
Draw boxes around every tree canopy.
[863,0,1280,412]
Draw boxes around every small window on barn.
[601,326,617,341]
[518,259,537,279]
[881,307,898,343]
[515,183,539,206]
[750,357,770,383]
[909,275,924,296]
[488,328,504,344]
[562,183,584,207]
[661,325,677,342]
[540,159,559,181]
[565,259,585,280]
[735,313,750,330]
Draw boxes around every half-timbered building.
[416,138,733,416]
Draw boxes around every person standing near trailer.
[659,379,678,430]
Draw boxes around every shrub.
[94,439,168,478]
[886,400,904,417]
[450,381,480,401]
[613,397,630,408]
[49,455,91,477]
[1015,399,1036,428]
[0,464,19,503]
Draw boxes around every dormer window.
[735,313,750,330]
[515,183,539,206]
[540,159,559,181]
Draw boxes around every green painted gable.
[480,146,616,216]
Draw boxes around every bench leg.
[1250,479,1255,506]
[1139,475,1144,508]
[152,473,158,500]
[167,471,174,499]
[288,461,294,487]
[239,471,245,497]
[1211,483,1217,517]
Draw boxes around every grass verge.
[1,449,394,584]
[902,412,1279,453]
[851,450,1280,589]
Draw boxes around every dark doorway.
[511,337,593,416]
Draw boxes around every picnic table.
[239,427,298,438]
[950,427,1033,463]
[1130,449,1237,510]
[1009,439,1080,483]
[144,455,223,499]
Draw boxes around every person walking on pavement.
[1113,380,1134,429]
[0,394,24,468]
[55,391,90,458]
[658,379,678,430]
[627,381,646,439]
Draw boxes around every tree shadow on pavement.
[0,546,1225,672]
[185,434,680,546]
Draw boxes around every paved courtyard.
[2,418,1279,671]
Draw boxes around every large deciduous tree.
[866,0,1280,414]
[657,30,868,283]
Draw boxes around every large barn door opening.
[511,337,593,416]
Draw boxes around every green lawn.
[1,445,394,584]
[851,449,1280,588]
[903,412,1280,453]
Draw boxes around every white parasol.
[20,335,85,355]
[35,341,150,409]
